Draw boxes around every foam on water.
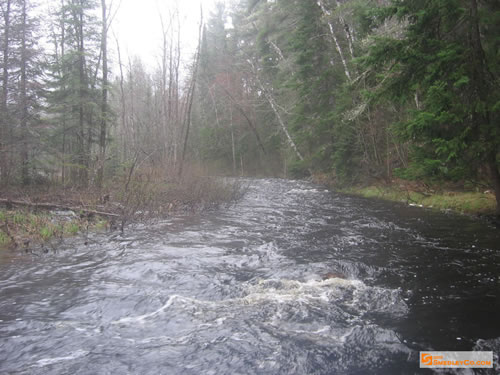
[113,276,407,328]
[34,350,89,367]
[1,178,498,374]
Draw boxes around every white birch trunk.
[249,62,304,161]
[335,0,355,58]
[317,0,352,81]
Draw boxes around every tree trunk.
[335,0,355,58]
[249,61,304,161]
[97,0,108,188]
[216,82,266,154]
[114,36,127,163]
[1,0,11,183]
[487,153,500,216]
[20,0,29,185]
[469,0,499,214]
[160,13,170,164]
[174,12,181,167]
[60,0,67,186]
[77,0,88,186]
[317,0,352,81]
[230,105,236,175]
[263,87,304,161]
[178,7,203,178]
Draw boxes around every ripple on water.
[99,276,411,374]
[0,178,499,374]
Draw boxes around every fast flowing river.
[0,179,499,374]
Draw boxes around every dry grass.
[0,164,244,248]
[107,164,244,231]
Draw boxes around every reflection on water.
[0,178,499,374]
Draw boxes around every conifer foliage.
[193,0,500,212]
[0,0,499,212]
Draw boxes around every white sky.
[111,0,219,71]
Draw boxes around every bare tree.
[178,6,203,178]
[96,0,108,188]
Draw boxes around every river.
[0,178,499,374]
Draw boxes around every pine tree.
[0,0,14,183]
[0,0,41,185]
[45,0,100,186]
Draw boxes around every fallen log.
[0,199,120,218]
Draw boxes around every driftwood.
[0,198,120,218]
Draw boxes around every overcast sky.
[111,0,220,71]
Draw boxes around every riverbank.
[2,178,499,374]
[0,174,242,251]
[313,174,497,216]
[0,208,107,250]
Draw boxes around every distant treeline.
[1,0,499,213]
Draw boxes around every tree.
[0,0,13,183]
[96,0,108,188]
[45,0,100,187]
[362,0,500,213]
[19,0,31,184]
[0,0,41,185]
[178,7,203,178]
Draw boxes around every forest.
[1,0,499,214]
[1,1,500,371]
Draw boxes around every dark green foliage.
[0,0,42,185]
[360,0,500,210]
[288,159,310,179]
[43,0,101,186]
[367,2,497,158]
[3,0,499,213]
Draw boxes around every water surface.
[1,178,499,374]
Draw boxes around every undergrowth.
[0,209,102,250]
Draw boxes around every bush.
[288,159,310,178]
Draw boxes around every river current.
[0,178,499,374]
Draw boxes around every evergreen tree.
[362,0,500,212]
[0,0,41,185]
[45,0,101,186]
